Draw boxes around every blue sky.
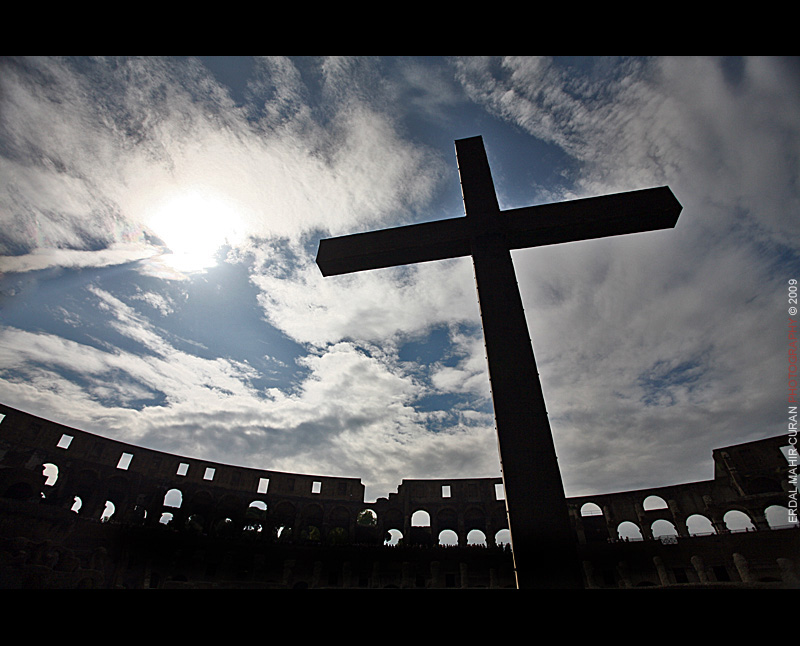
[1,56,798,502]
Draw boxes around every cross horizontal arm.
[316,186,681,277]
[316,217,471,277]
[503,186,682,251]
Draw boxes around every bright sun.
[147,190,245,272]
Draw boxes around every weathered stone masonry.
[0,403,797,588]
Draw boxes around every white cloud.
[2,56,797,502]
[454,56,799,241]
[450,56,799,494]
[0,243,160,273]
[0,265,495,500]
[429,330,490,399]
[249,252,480,348]
[1,57,445,274]
[130,288,175,316]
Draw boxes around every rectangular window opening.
[312,481,322,494]
[203,467,215,481]
[495,483,505,501]
[258,477,270,494]
[442,485,451,498]
[117,452,133,470]
[57,434,73,449]
[177,463,189,476]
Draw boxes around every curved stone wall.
[0,403,797,588]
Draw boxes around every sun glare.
[147,190,246,272]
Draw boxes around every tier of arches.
[7,460,796,551]
[577,494,796,545]
[14,462,512,549]
[400,509,511,548]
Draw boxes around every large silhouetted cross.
[316,136,682,588]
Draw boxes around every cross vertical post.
[458,136,581,588]
[315,135,682,588]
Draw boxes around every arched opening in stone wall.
[188,490,214,519]
[580,502,603,516]
[357,508,377,526]
[132,505,148,524]
[300,503,323,542]
[273,501,296,542]
[617,521,643,541]
[244,500,267,533]
[438,529,458,546]
[105,476,129,517]
[643,495,668,510]
[411,509,432,546]
[100,500,115,522]
[651,519,678,539]
[327,506,351,542]
[186,513,205,533]
[686,513,716,535]
[213,517,236,538]
[765,505,797,528]
[73,469,99,512]
[495,529,511,546]
[580,502,610,543]
[217,495,241,526]
[159,512,173,525]
[385,529,402,546]
[43,463,58,486]
[302,525,321,542]
[328,526,348,544]
[467,529,487,546]
[164,488,183,508]
[723,509,755,532]
[352,507,377,543]
[382,508,404,544]
[411,509,430,526]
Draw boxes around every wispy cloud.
[1,56,797,502]
[452,56,799,493]
[1,57,445,271]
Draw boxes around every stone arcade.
[0,403,797,588]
